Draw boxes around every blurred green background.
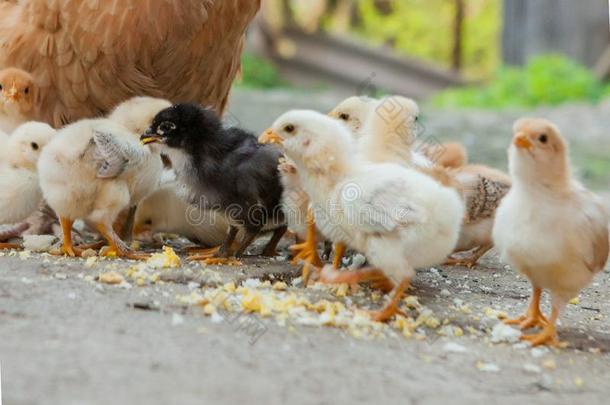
[241,0,610,110]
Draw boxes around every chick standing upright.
[0,122,56,249]
[0,68,36,133]
[267,111,464,321]
[38,98,168,259]
[493,118,609,346]
[142,103,287,264]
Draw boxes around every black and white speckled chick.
[142,103,286,259]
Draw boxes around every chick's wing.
[575,192,609,273]
[341,178,426,234]
[93,128,147,179]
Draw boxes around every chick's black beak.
[141,128,165,145]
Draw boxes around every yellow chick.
[0,68,36,133]
[38,98,167,259]
[267,110,464,321]
[134,181,229,248]
[358,96,510,267]
[493,118,609,346]
[0,122,56,226]
[107,97,172,240]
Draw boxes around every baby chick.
[359,96,510,267]
[38,111,162,259]
[493,118,609,346]
[134,181,229,248]
[267,110,464,321]
[0,122,56,225]
[0,68,36,133]
[446,164,511,267]
[142,103,287,264]
[107,96,172,240]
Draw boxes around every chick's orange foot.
[0,242,22,250]
[504,287,548,330]
[520,324,560,347]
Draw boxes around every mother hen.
[0,0,260,127]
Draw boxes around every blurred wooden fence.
[503,0,610,77]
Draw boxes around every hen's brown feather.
[0,0,259,127]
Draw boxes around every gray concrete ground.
[1,89,610,405]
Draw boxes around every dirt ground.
[1,247,609,405]
[1,90,610,405]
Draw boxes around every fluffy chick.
[0,68,36,133]
[360,96,510,267]
[0,122,56,226]
[142,103,287,263]
[134,181,229,247]
[493,118,609,346]
[268,110,464,321]
[39,113,162,259]
[107,97,171,240]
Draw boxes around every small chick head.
[365,96,420,145]
[141,103,221,149]
[509,118,569,186]
[0,68,36,114]
[8,121,56,170]
[328,96,377,137]
[109,96,172,136]
[269,110,354,174]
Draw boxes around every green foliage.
[352,0,501,78]
[237,53,287,89]
[433,55,610,108]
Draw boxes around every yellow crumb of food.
[404,295,421,309]
[335,283,349,297]
[574,377,584,388]
[136,278,146,286]
[203,303,216,315]
[569,296,580,305]
[98,271,124,285]
[459,305,472,314]
[483,307,508,320]
[272,281,288,291]
[150,274,160,283]
[223,282,236,293]
[241,293,262,313]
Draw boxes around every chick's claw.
[520,324,560,347]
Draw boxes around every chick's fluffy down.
[38,119,159,225]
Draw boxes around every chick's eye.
[339,113,350,121]
[284,124,295,134]
[24,87,29,94]
[0,84,3,91]
[159,121,176,133]
[30,142,39,151]
[144,219,153,225]
[539,134,548,144]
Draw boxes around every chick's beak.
[140,129,164,145]
[513,132,533,150]
[5,84,20,103]
[259,128,284,145]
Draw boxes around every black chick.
[141,103,286,261]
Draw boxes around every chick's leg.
[95,222,149,260]
[0,242,21,250]
[197,226,243,266]
[504,286,548,329]
[444,244,493,268]
[120,205,137,243]
[262,225,288,257]
[368,278,412,322]
[520,305,560,347]
[59,217,77,257]
[332,242,346,269]
[290,208,322,266]
[319,266,396,294]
